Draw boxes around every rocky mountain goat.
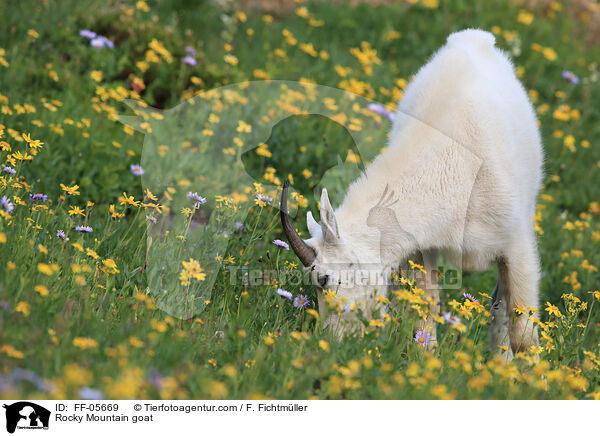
[280,29,543,355]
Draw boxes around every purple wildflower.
[562,70,579,85]
[146,215,158,224]
[75,225,93,233]
[443,312,461,325]
[1,195,14,213]
[147,370,164,388]
[293,294,310,309]
[185,46,196,56]
[463,292,478,303]
[90,36,114,48]
[0,301,10,311]
[3,166,16,174]
[29,193,48,202]
[130,164,144,176]
[272,239,289,250]
[56,230,69,241]
[79,29,97,39]
[256,193,273,202]
[367,103,395,121]
[8,368,53,392]
[79,387,104,400]
[187,192,206,207]
[414,327,431,347]
[276,288,293,300]
[183,56,197,66]
[235,221,246,232]
[90,37,104,47]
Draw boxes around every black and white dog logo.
[3,402,50,434]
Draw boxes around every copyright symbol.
[134,404,142,411]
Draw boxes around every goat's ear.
[320,188,340,243]
[307,211,322,239]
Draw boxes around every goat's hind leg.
[503,237,541,353]
[489,259,513,360]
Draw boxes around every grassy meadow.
[0,0,599,400]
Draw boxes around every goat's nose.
[317,274,329,288]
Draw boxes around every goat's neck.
[336,134,468,268]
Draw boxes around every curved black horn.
[280,180,316,266]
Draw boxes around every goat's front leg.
[416,249,440,347]
[489,259,513,360]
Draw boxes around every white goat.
[280,29,543,354]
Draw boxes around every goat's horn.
[280,180,316,266]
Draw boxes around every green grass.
[0,0,599,400]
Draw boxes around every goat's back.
[391,29,543,223]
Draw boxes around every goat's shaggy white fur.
[304,29,543,354]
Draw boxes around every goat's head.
[280,181,390,315]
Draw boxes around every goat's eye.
[317,274,329,287]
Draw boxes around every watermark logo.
[2,402,50,434]
[118,80,481,319]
